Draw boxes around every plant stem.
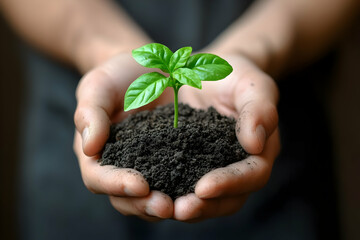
[173,86,179,128]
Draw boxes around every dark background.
[0,13,23,240]
[1,13,359,240]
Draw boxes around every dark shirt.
[17,1,339,239]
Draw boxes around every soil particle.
[100,103,248,200]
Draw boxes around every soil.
[100,103,248,200]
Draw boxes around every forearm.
[209,0,360,77]
[0,0,151,73]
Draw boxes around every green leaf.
[173,68,202,89]
[132,43,173,72]
[124,72,169,111]
[185,53,233,81]
[169,47,192,72]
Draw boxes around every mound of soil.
[100,103,248,200]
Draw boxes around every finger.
[195,128,280,199]
[74,68,123,156]
[74,132,149,197]
[235,100,278,154]
[174,193,248,222]
[109,191,174,220]
[234,73,279,154]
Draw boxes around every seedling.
[124,43,233,128]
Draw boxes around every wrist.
[73,35,150,74]
[206,2,295,78]
[207,36,272,73]
[208,32,294,79]
[62,1,152,74]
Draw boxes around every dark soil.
[100,103,248,200]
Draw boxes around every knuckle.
[240,102,254,120]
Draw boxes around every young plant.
[124,43,233,128]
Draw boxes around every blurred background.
[1,11,359,240]
[0,12,23,240]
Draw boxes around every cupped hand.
[73,51,280,222]
[174,53,281,222]
[73,52,174,221]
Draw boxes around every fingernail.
[255,125,266,151]
[82,127,89,148]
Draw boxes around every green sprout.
[124,43,233,128]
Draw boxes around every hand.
[73,52,174,221]
[173,53,281,222]
[73,51,280,222]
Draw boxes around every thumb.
[74,70,118,156]
[74,105,111,156]
[233,69,279,155]
[235,100,278,154]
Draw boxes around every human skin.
[72,52,280,221]
[1,0,359,222]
